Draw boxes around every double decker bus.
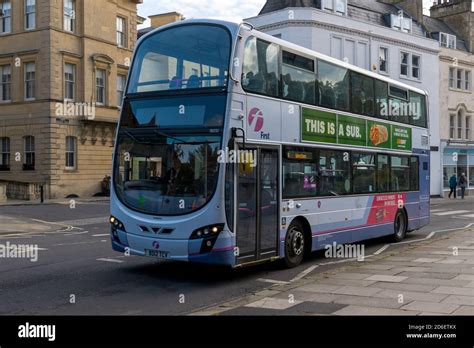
[110,19,430,268]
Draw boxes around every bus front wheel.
[392,210,407,243]
[284,221,306,268]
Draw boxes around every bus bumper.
[110,227,235,265]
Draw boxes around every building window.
[391,13,412,33]
[65,136,76,169]
[450,68,471,91]
[440,33,456,49]
[449,67,455,88]
[96,69,106,105]
[466,116,471,140]
[24,62,36,100]
[450,115,456,139]
[400,52,420,80]
[0,64,11,102]
[379,47,388,73]
[25,0,36,30]
[117,74,126,106]
[458,111,463,139]
[412,55,420,79]
[116,17,126,47]
[0,0,11,34]
[457,69,463,89]
[0,137,10,170]
[64,63,75,100]
[400,52,409,77]
[23,136,35,170]
[64,0,75,32]
[322,0,346,15]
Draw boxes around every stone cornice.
[440,55,474,67]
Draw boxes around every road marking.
[433,210,470,216]
[92,234,110,237]
[97,258,124,263]
[430,209,446,213]
[55,217,108,227]
[257,278,290,285]
[374,244,390,255]
[460,214,474,218]
[290,265,318,282]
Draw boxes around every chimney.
[379,0,424,24]
[149,12,184,28]
[430,0,474,52]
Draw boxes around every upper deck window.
[128,24,231,94]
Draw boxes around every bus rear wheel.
[392,210,407,243]
[284,221,306,268]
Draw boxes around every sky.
[137,0,439,28]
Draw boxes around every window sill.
[399,75,421,83]
[64,168,78,173]
[24,98,36,102]
[448,88,471,94]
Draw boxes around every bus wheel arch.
[284,217,312,268]
[392,208,408,243]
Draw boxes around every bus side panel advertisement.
[302,108,412,151]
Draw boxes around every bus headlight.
[109,215,125,231]
[190,224,224,239]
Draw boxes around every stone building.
[425,0,474,196]
[0,0,142,200]
[246,0,442,195]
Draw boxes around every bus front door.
[236,147,279,265]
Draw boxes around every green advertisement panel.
[301,107,412,151]
[338,115,367,147]
[301,108,337,144]
[391,125,412,151]
[367,121,391,149]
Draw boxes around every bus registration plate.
[145,249,170,259]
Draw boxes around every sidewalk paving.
[193,226,474,316]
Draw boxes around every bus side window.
[282,51,316,105]
[409,91,427,128]
[317,60,350,111]
[351,72,375,117]
[242,37,280,97]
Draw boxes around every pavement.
[0,195,472,315]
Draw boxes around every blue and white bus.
[110,19,430,267]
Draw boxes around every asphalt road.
[0,198,472,315]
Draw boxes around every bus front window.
[128,24,231,93]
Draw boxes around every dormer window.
[390,12,412,33]
[440,33,456,49]
[322,0,347,15]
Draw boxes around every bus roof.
[138,18,427,97]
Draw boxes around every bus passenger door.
[236,146,279,265]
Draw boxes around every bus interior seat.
[187,75,200,89]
